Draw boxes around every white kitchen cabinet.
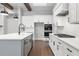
[49,34,65,56]
[0,33,33,56]
[0,15,3,35]
[49,34,53,51]
[33,15,52,24]
[76,4,79,22]
[49,34,55,55]
[56,39,65,56]
[51,35,58,55]
[49,34,52,45]
[49,34,66,56]
[69,3,79,24]
[53,4,68,27]
[0,15,8,34]
[69,3,77,23]
[63,42,79,56]
[49,34,79,56]
[0,15,3,25]
[54,3,68,16]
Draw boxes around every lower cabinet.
[56,39,65,56]
[63,42,79,56]
[24,34,33,56]
[49,34,57,55]
[49,34,79,56]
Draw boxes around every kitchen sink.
[54,34,75,38]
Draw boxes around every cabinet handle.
[53,41,55,46]
[67,48,72,52]
[57,45,59,50]
[68,17,70,22]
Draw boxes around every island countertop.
[0,32,33,56]
[0,33,33,40]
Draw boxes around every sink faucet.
[18,23,25,35]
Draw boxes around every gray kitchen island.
[0,33,33,56]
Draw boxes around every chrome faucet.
[18,23,25,35]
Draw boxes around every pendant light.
[13,14,18,21]
[0,8,8,16]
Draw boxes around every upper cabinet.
[54,3,69,16]
[69,3,79,24]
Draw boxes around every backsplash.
[62,16,79,37]
[53,15,79,37]
[63,22,79,37]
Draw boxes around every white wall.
[22,15,52,33]
[0,15,3,35]
[0,15,8,34]
[0,15,52,34]
[22,16,34,33]
[53,3,79,37]
[62,16,79,37]
[33,15,52,24]
[3,16,8,34]
[7,17,18,33]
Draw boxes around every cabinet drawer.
[63,43,79,56]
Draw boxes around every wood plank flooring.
[28,40,54,56]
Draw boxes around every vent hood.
[55,3,69,16]
[56,9,69,16]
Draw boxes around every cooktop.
[54,34,75,38]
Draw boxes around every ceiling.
[0,3,56,15]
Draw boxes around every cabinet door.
[56,39,65,56]
[49,35,53,51]
[63,42,79,56]
[76,3,79,23]
[24,39,29,55]
[52,35,58,55]
[69,3,76,23]
[49,35,54,52]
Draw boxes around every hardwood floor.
[28,40,54,56]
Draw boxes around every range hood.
[56,9,69,16]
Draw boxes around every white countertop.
[0,33,32,40]
[50,33,79,51]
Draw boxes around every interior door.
[34,22,44,40]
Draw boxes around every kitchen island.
[0,33,33,56]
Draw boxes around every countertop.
[0,33,32,40]
[50,33,79,51]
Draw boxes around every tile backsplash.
[53,15,79,37]
[62,16,79,37]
